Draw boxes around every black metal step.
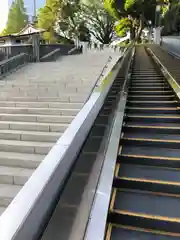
[129,87,170,91]
[125,106,180,114]
[109,190,180,233]
[114,163,180,194]
[127,95,175,101]
[123,124,180,135]
[123,132,180,141]
[119,155,180,168]
[131,76,164,80]
[105,46,180,240]
[130,82,167,86]
[121,145,180,160]
[117,164,180,183]
[109,225,179,240]
[121,137,180,149]
[128,90,173,95]
[127,100,176,107]
[125,114,180,123]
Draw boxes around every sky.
[0,0,45,32]
[0,0,8,32]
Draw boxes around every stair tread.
[0,151,44,161]
[0,183,21,199]
[0,113,74,118]
[118,164,180,183]
[0,107,80,110]
[0,129,61,136]
[0,101,83,107]
[0,139,54,147]
[114,190,180,220]
[0,166,33,178]
[0,120,69,126]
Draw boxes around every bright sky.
[0,0,8,32]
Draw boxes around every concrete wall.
[161,36,180,57]
[0,45,33,59]
[0,44,75,61]
[40,44,74,58]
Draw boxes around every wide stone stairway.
[0,51,119,215]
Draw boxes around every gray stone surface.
[0,51,120,214]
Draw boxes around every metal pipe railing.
[40,48,61,62]
[0,53,32,78]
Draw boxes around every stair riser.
[130,80,164,83]
[126,102,176,107]
[0,158,40,169]
[119,156,180,168]
[0,89,90,97]
[0,96,87,103]
[0,174,30,186]
[123,126,180,135]
[0,108,79,116]
[130,83,166,86]
[131,77,164,80]
[0,115,73,124]
[0,144,52,155]
[0,132,59,142]
[108,212,180,233]
[0,102,83,109]
[128,91,172,96]
[113,179,180,195]
[0,122,67,132]
[128,88,170,91]
[125,109,180,114]
[121,139,180,149]
[125,117,180,123]
[127,96,175,101]
[0,198,13,207]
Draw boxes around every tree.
[80,0,115,44]
[104,0,161,41]
[3,0,28,35]
[37,0,60,43]
[161,2,180,36]
[56,0,82,41]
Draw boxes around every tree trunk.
[130,25,136,40]
[135,14,145,42]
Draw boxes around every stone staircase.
[0,84,85,214]
[0,51,120,215]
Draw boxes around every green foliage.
[161,3,180,36]
[57,0,82,41]
[81,0,115,43]
[3,0,28,35]
[37,0,114,44]
[104,0,165,41]
[37,0,60,43]
[115,18,131,37]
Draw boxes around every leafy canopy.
[104,0,163,40]
[2,0,28,35]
